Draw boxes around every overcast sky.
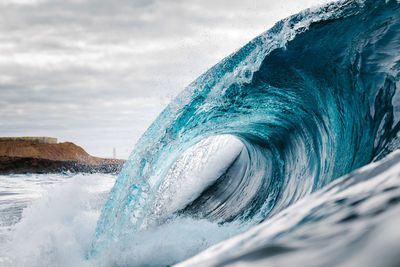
[0,0,331,159]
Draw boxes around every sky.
[0,0,331,159]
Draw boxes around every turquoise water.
[1,0,400,266]
[91,1,400,265]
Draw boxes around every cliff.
[0,140,125,175]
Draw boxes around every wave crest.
[91,0,400,257]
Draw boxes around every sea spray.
[92,1,400,261]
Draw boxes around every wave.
[91,0,400,261]
[178,150,400,266]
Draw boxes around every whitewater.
[1,0,400,266]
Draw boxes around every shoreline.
[0,140,125,175]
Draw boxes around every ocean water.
[1,0,400,266]
[0,173,116,266]
[1,152,400,266]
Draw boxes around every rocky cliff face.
[0,141,125,175]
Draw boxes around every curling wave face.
[91,0,400,261]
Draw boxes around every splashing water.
[1,0,400,266]
[92,0,400,258]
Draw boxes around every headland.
[0,137,125,175]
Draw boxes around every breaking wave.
[91,1,400,263]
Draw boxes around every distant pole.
[113,148,116,159]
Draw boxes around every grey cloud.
[0,0,330,158]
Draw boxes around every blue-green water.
[1,0,400,266]
[92,0,400,264]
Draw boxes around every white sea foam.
[146,135,243,225]
[0,173,244,267]
[1,150,400,267]
[1,174,114,267]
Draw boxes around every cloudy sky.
[0,0,330,159]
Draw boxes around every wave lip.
[91,0,400,261]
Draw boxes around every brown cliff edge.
[0,140,125,175]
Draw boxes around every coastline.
[0,140,125,175]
